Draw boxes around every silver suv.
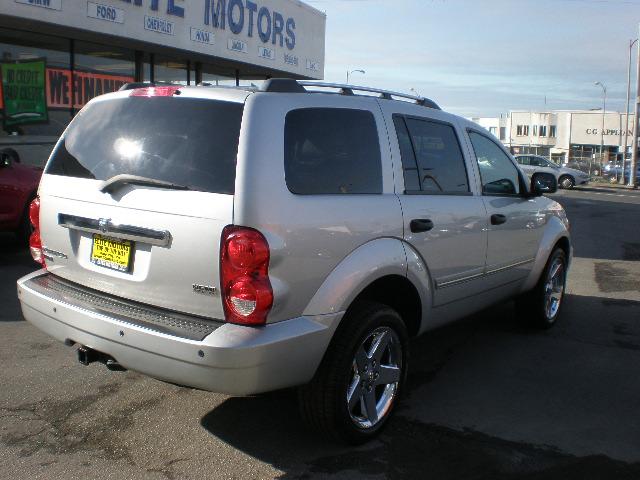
[17,80,571,444]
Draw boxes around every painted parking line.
[590,192,638,198]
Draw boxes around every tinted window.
[46,97,243,194]
[517,156,530,165]
[284,108,382,194]
[468,131,520,195]
[402,117,469,193]
[530,156,548,167]
[393,117,420,191]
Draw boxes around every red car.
[0,148,42,242]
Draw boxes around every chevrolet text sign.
[7,0,325,78]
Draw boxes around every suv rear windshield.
[46,96,244,194]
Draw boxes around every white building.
[472,110,637,165]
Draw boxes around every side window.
[517,156,530,165]
[468,131,520,196]
[392,117,420,191]
[394,115,469,194]
[530,156,546,167]
[284,108,382,194]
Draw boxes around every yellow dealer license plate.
[91,234,133,272]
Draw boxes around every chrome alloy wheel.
[544,257,565,319]
[347,326,402,429]
[560,176,574,189]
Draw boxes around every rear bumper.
[17,270,342,395]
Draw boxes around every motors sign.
[7,0,325,78]
[204,0,296,50]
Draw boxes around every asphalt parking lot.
[1,186,639,480]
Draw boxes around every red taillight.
[220,226,272,326]
[129,86,181,97]
[28,197,45,267]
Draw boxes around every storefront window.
[154,55,188,84]
[201,63,237,86]
[0,28,70,166]
[73,41,135,112]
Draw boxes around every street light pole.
[630,23,640,188]
[622,38,638,184]
[346,69,365,84]
[595,81,607,175]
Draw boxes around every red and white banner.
[0,68,133,110]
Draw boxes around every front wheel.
[516,248,567,328]
[559,175,575,189]
[298,301,409,444]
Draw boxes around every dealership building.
[0,0,326,166]
[472,110,637,165]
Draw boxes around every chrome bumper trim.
[58,213,172,247]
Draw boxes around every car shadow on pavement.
[551,196,640,262]
[200,294,640,479]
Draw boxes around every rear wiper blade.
[100,174,192,194]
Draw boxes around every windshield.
[545,159,560,169]
[544,159,559,169]
[46,96,244,194]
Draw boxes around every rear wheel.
[559,175,575,189]
[298,301,408,444]
[516,248,567,329]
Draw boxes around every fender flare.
[302,237,416,316]
[521,215,572,292]
[401,241,434,334]
[303,237,434,336]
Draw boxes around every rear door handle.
[410,219,434,233]
[490,214,507,225]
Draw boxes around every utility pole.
[595,82,607,173]
[630,23,640,188]
[346,69,365,84]
[622,38,638,184]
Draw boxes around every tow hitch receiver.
[77,346,97,365]
[77,346,126,371]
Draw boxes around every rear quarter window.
[284,108,382,194]
[46,97,243,194]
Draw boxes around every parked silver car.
[515,154,590,189]
[17,80,571,443]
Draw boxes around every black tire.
[298,301,409,444]
[559,175,575,189]
[515,248,567,329]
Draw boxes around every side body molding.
[520,214,572,293]
[303,238,424,318]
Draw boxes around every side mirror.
[531,172,557,196]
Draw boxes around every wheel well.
[0,147,20,163]
[350,275,422,337]
[554,236,571,259]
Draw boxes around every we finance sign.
[0,68,133,112]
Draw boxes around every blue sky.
[305,0,640,117]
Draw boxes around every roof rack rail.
[260,78,440,110]
[261,78,306,93]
